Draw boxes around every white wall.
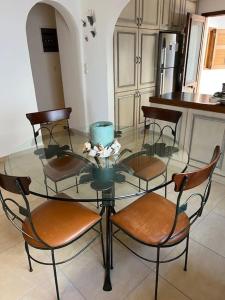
[198,0,225,14]
[0,0,129,157]
[27,3,65,111]
[199,16,225,95]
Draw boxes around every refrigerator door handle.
[160,70,165,95]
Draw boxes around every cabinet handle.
[139,17,143,26]
[136,56,139,64]
[139,57,142,64]
[136,17,139,26]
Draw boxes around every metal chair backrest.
[160,145,221,246]
[141,106,182,146]
[0,173,51,248]
[26,108,73,150]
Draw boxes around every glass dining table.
[2,128,189,292]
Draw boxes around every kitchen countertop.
[149,92,225,114]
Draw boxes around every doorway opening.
[199,14,225,96]
[26,3,65,112]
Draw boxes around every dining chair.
[111,145,220,300]
[120,106,182,197]
[0,173,105,300]
[26,107,86,195]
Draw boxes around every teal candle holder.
[90,121,114,147]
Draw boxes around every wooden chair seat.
[22,194,101,249]
[44,156,86,182]
[111,192,189,246]
[124,155,166,181]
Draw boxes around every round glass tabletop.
[2,129,189,202]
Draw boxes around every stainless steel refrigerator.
[156,32,182,96]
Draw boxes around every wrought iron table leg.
[103,205,112,291]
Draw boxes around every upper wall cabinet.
[117,0,139,27]
[160,0,173,29]
[117,0,161,29]
[185,0,197,15]
[139,0,161,29]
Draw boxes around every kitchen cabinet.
[138,88,155,124]
[114,27,158,93]
[117,0,161,29]
[114,27,139,93]
[172,0,183,27]
[116,0,138,28]
[160,0,173,29]
[114,88,155,131]
[138,29,158,89]
[114,91,137,131]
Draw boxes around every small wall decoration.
[82,9,96,42]
[41,28,59,52]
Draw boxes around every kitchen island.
[149,92,225,179]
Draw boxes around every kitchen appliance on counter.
[156,32,183,96]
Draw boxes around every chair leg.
[24,242,33,272]
[96,191,99,209]
[164,170,168,198]
[100,221,105,267]
[55,182,58,194]
[44,174,48,196]
[184,234,190,271]
[155,247,160,300]
[138,178,141,192]
[51,250,60,300]
[75,177,79,193]
[146,181,149,191]
[110,220,113,270]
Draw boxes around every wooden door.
[138,29,158,89]
[182,13,206,93]
[115,91,137,131]
[114,27,139,93]
[116,0,139,28]
[160,0,173,29]
[138,88,155,124]
[139,0,161,29]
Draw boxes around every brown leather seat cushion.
[124,156,166,181]
[22,194,101,249]
[111,192,189,246]
[44,155,86,182]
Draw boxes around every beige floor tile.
[62,241,150,300]
[159,239,225,300]
[191,212,225,257]
[20,272,85,300]
[126,272,189,300]
[213,196,225,218]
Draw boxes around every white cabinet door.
[115,91,137,131]
[172,0,182,27]
[186,111,225,173]
[138,88,155,125]
[116,0,139,27]
[160,0,173,28]
[138,29,158,89]
[140,0,161,29]
[114,27,139,93]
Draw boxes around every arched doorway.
[26,3,65,111]
[26,1,87,132]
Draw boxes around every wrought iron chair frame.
[0,174,105,300]
[26,108,81,195]
[112,145,221,300]
[122,106,182,196]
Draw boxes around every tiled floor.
[1,132,225,299]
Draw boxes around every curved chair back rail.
[141,106,182,124]
[0,173,31,195]
[173,145,221,192]
[26,107,72,125]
